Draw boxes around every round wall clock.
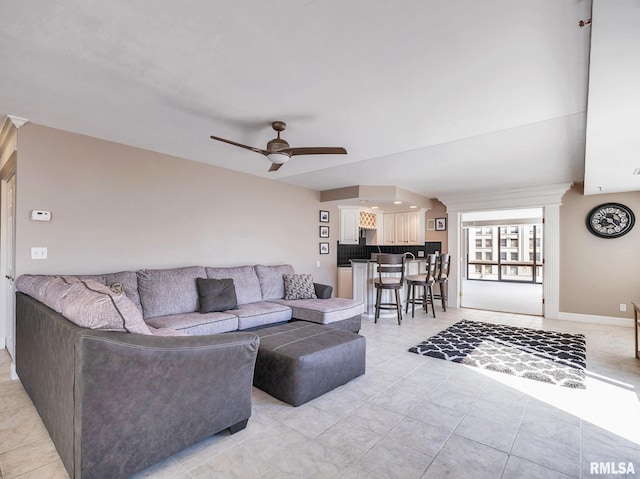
[586,203,635,238]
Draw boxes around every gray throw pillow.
[197,278,238,313]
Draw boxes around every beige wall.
[15,124,339,286]
[425,199,448,252]
[560,183,640,318]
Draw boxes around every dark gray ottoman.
[253,322,366,406]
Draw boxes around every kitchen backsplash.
[337,241,443,266]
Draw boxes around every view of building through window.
[466,224,542,283]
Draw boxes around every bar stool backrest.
[376,254,405,284]
[437,254,451,281]
[424,254,438,282]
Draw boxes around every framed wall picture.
[319,210,330,223]
[319,242,329,254]
[319,225,330,238]
[426,219,435,231]
[435,217,447,231]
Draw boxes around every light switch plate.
[31,247,47,259]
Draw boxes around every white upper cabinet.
[382,210,424,245]
[383,213,396,244]
[339,207,360,245]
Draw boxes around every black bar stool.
[374,254,405,325]
[433,254,451,311]
[405,254,437,318]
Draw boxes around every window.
[510,226,519,234]
[500,252,507,261]
[511,252,518,261]
[485,266,492,274]
[475,239,482,248]
[511,238,518,248]
[500,238,507,247]
[475,228,483,235]
[485,252,493,261]
[529,252,534,261]
[484,227,493,234]
[510,266,518,275]
[475,252,482,260]
[485,239,493,248]
[475,265,482,273]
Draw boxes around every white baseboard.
[10,362,18,380]
[558,312,633,328]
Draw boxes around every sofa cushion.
[147,326,188,336]
[270,298,364,325]
[104,271,142,314]
[76,271,143,314]
[205,266,262,305]
[283,274,317,300]
[145,312,239,335]
[60,279,151,334]
[137,266,206,319]
[254,264,295,300]
[16,275,61,310]
[196,278,238,313]
[228,301,292,330]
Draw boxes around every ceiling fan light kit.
[210,121,347,172]
[267,152,289,164]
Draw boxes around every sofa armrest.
[16,292,259,479]
[75,330,259,478]
[314,283,333,299]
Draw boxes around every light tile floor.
[1,307,640,479]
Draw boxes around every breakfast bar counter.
[350,258,427,318]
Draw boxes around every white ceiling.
[0,0,610,201]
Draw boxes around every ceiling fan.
[210,121,347,172]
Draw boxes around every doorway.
[460,208,543,316]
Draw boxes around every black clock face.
[586,203,635,238]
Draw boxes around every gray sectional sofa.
[14,263,364,479]
[41,263,363,334]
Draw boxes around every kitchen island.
[351,258,427,318]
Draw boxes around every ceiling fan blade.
[210,135,269,156]
[284,147,347,157]
[280,146,347,156]
[268,162,284,172]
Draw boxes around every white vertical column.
[543,204,561,319]
[447,212,462,308]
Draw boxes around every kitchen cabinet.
[339,208,360,245]
[382,213,396,244]
[337,267,353,299]
[382,211,424,245]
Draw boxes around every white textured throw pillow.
[283,274,317,300]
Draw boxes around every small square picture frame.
[319,210,330,223]
[426,219,435,231]
[319,242,330,254]
[435,217,447,231]
[319,225,330,238]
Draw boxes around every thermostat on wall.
[30,210,51,221]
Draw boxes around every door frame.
[1,151,17,354]
[440,183,572,320]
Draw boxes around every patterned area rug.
[409,320,587,389]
